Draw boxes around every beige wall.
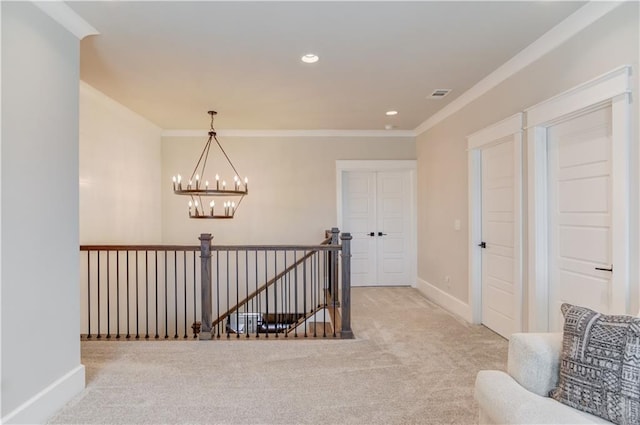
[162,136,415,245]
[80,82,163,244]
[417,3,639,315]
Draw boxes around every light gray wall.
[162,136,416,245]
[1,2,84,422]
[416,3,639,316]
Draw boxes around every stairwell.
[80,229,353,340]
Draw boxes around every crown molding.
[414,1,625,136]
[33,1,99,40]
[162,129,416,138]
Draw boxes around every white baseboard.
[2,364,85,424]
[416,277,473,323]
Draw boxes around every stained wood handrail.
[79,237,332,253]
[81,244,199,251]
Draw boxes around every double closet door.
[342,170,413,287]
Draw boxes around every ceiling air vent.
[428,89,451,99]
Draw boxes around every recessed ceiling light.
[385,110,398,116]
[301,54,319,64]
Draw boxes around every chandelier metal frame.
[172,111,248,219]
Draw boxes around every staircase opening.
[80,228,353,340]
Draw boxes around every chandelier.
[172,111,248,219]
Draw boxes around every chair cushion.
[549,303,640,425]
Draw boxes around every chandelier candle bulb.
[222,180,226,190]
[188,200,193,216]
[195,174,200,189]
[244,177,248,192]
[209,200,215,216]
[188,180,192,190]
[216,174,220,190]
[177,175,182,190]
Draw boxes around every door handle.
[378,232,387,236]
[368,232,375,237]
[478,242,486,248]
[595,265,613,272]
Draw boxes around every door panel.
[484,187,514,212]
[481,140,516,338]
[381,218,403,233]
[484,221,514,247]
[484,284,514,316]
[381,258,404,274]
[558,227,609,263]
[486,254,514,285]
[558,177,609,212]
[547,106,612,331]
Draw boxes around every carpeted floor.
[48,287,508,425]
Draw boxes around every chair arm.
[475,370,609,424]
[507,332,562,397]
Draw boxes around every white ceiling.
[68,1,585,131]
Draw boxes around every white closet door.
[548,106,612,331]
[480,140,516,338]
[376,171,411,286]
[342,170,413,286]
[343,172,377,286]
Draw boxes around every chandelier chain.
[213,134,242,179]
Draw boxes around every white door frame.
[467,113,524,329]
[526,66,632,331]
[336,160,417,286]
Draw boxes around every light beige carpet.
[49,287,507,425]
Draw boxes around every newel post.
[199,233,213,340]
[330,227,340,305]
[340,232,354,339]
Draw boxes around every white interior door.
[342,170,412,286]
[480,140,517,338]
[376,171,411,285]
[342,172,376,286]
[547,106,612,331]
